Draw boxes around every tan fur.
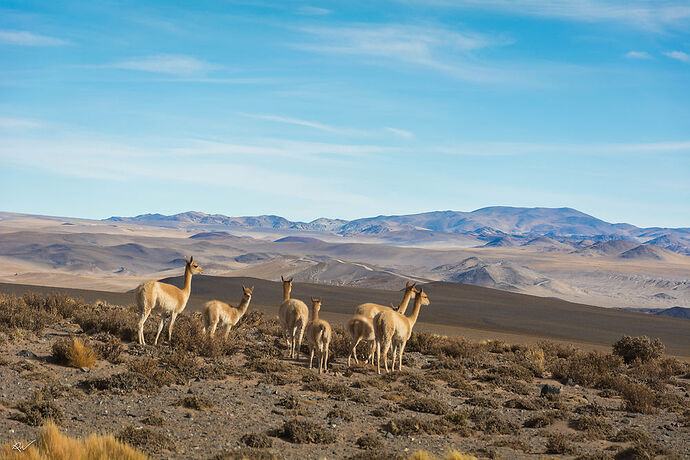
[305,297,332,374]
[346,314,375,367]
[349,281,416,363]
[278,276,309,360]
[136,256,202,345]
[375,288,430,374]
[202,285,253,339]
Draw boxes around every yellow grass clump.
[408,451,477,460]
[52,337,97,368]
[1,420,148,460]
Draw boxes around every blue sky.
[1,1,689,227]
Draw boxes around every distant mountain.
[105,207,690,254]
[655,307,690,319]
[619,244,683,262]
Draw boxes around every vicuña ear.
[190,256,194,263]
[184,257,190,264]
[288,277,294,283]
[281,275,285,282]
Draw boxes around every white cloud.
[0,117,42,128]
[238,113,346,134]
[297,6,332,15]
[664,50,690,63]
[384,127,414,138]
[108,54,215,76]
[295,24,513,83]
[625,51,652,59]
[0,30,68,46]
[433,141,690,156]
[407,1,690,31]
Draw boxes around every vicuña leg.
[167,311,178,342]
[154,315,165,345]
[138,310,151,345]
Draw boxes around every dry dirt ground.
[0,294,688,459]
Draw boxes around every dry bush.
[470,409,519,435]
[81,356,176,394]
[407,452,477,460]
[385,412,470,436]
[549,351,624,387]
[402,396,450,415]
[72,301,142,341]
[503,397,540,411]
[92,333,124,363]
[613,440,679,460]
[509,346,546,377]
[141,415,165,426]
[371,402,400,417]
[403,373,436,392]
[575,402,608,417]
[356,433,382,450]
[523,412,554,428]
[538,340,577,359]
[0,420,147,460]
[14,387,64,426]
[247,356,291,374]
[271,418,336,444]
[618,381,658,414]
[612,335,665,364]
[303,381,370,403]
[51,337,97,368]
[628,357,689,385]
[240,433,273,448]
[0,293,63,334]
[545,433,576,455]
[569,416,614,440]
[175,394,214,411]
[329,324,351,359]
[169,312,241,357]
[466,396,499,408]
[116,425,176,454]
[327,408,354,422]
[609,427,652,444]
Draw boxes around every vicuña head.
[186,256,203,274]
[242,284,254,298]
[414,287,430,307]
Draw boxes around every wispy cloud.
[0,30,68,46]
[664,50,690,63]
[108,54,215,76]
[407,1,690,32]
[0,117,42,128]
[238,113,347,134]
[434,141,690,156]
[297,6,332,15]
[295,24,513,83]
[625,51,652,59]
[384,127,414,138]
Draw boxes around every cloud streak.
[407,1,690,31]
[108,54,215,76]
[625,51,652,59]
[664,50,690,63]
[0,30,68,46]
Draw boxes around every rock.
[80,367,90,372]
[17,350,37,359]
[563,378,575,386]
[541,384,561,396]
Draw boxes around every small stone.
[17,350,37,359]
[541,384,561,396]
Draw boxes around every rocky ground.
[0,294,689,459]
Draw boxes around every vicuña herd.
[135,257,430,374]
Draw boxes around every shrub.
[141,415,165,426]
[116,425,176,453]
[175,394,214,411]
[52,337,97,368]
[0,293,62,334]
[356,433,382,450]
[271,419,336,444]
[0,421,147,460]
[503,397,539,411]
[92,333,124,363]
[470,410,519,435]
[402,396,450,415]
[303,381,370,403]
[549,351,624,387]
[327,408,354,422]
[14,390,63,426]
[619,381,657,414]
[523,413,553,428]
[569,416,614,440]
[613,335,665,364]
[240,433,272,448]
[545,433,576,455]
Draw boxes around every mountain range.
[107,206,690,254]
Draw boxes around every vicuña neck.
[182,266,193,296]
[311,307,320,321]
[406,296,424,328]
[397,289,414,315]
[283,285,291,302]
[238,296,251,314]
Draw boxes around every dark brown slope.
[2,278,689,357]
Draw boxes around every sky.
[1,0,689,228]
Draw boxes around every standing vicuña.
[305,297,332,374]
[348,281,416,363]
[202,285,253,339]
[136,256,203,345]
[278,276,309,360]
[374,287,430,374]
